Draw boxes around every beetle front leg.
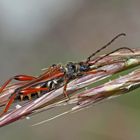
[63,77,70,100]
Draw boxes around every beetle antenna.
[86,33,126,62]
[91,47,134,65]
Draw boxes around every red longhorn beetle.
[0,33,134,116]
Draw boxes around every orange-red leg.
[0,75,36,94]
[20,87,49,96]
[63,77,70,99]
[0,93,17,116]
[85,69,107,75]
[0,87,50,116]
[0,66,64,116]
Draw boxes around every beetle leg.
[19,87,49,100]
[0,75,36,94]
[84,69,107,75]
[0,93,17,116]
[63,77,70,100]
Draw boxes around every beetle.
[0,33,134,116]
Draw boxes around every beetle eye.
[51,64,57,67]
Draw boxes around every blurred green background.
[0,0,140,140]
